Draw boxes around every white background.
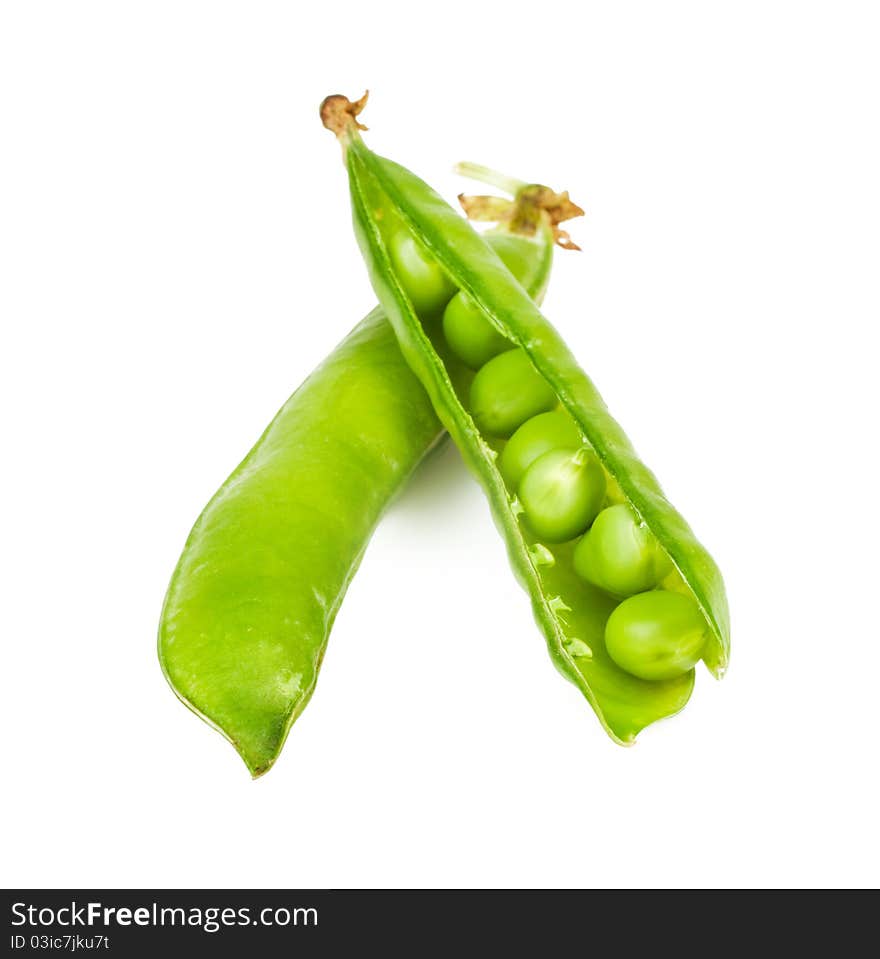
[2,1,878,889]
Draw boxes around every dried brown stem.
[459,184,584,250]
[319,91,369,137]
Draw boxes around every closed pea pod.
[158,312,440,776]
[323,93,729,742]
[158,178,558,774]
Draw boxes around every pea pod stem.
[453,162,528,196]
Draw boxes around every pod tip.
[319,90,369,137]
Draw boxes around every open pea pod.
[322,93,730,742]
[158,176,558,776]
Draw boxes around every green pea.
[441,236,533,368]
[442,293,510,368]
[388,231,456,316]
[518,446,606,542]
[605,590,707,681]
[573,504,672,597]
[469,349,557,437]
[499,410,584,489]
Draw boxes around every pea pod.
[322,93,730,742]
[158,190,557,776]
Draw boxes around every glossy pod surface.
[158,311,439,775]
[324,95,729,742]
[159,228,553,775]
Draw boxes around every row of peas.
[389,231,708,682]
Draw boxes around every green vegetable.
[605,591,708,681]
[573,503,672,597]
[469,348,557,436]
[442,235,535,367]
[322,92,729,742]
[499,409,584,489]
[442,290,511,369]
[518,447,606,543]
[388,230,456,315]
[158,198,556,775]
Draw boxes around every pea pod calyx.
[456,163,585,251]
